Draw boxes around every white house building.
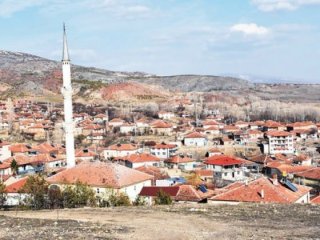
[265,131,295,155]
[184,132,208,147]
[150,143,178,159]
[47,161,153,202]
[204,155,246,182]
[104,143,142,159]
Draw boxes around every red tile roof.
[32,143,57,154]
[204,155,245,166]
[139,186,180,197]
[295,167,320,180]
[211,177,311,203]
[152,143,177,149]
[47,161,153,188]
[107,143,138,151]
[151,120,173,128]
[266,131,292,137]
[165,155,193,164]
[135,165,169,182]
[115,153,160,163]
[175,185,214,202]
[75,149,97,158]
[9,144,30,153]
[311,195,320,204]
[5,177,28,193]
[184,132,206,139]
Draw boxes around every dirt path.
[0,204,320,240]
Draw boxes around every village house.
[114,153,161,168]
[204,155,247,182]
[4,177,29,206]
[139,185,214,205]
[223,125,240,134]
[0,140,11,162]
[108,118,124,127]
[247,130,264,141]
[203,126,220,135]
[210,176,311,204]
[104,143,142,159]
[206,148,223,157]
[75,148,97,162]
[120,123,136,135]
[263,120,285,131]
[150,142,178,159]
[164,154,197,171]
[294,167,320,189]
[202,120,223,130]
[9,143,31,156]
[158,111,175,120]
[93,113,108,124]
[184,132,208,147]
[150,120,173,136]
[47,161,153,202]
[235,121,249,129]
[287,121,317,131]
[265,131,295,155]
[135,165,169,185]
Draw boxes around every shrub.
[133,195,147,206]
[108,192,131,207]
[62,182,96,208]
[48,185,63,209]
[154,190,172,205]
[20,175,49,209]
[0,181,7,208]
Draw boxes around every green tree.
[48,185,63,209]
[62,182,96,208]
[62,185,77,208]
[20,175,49,209]
[10,159,18,176]
[0,181,7,208]
[154,190,172,205]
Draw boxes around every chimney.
[260,189,265,199]
[272,174,279,185]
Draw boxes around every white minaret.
[61,24,76,168]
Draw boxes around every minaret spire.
[62,23,70,61]
[61,23,76,168]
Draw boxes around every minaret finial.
[62,23,70,61]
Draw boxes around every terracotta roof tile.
[211,177,311,203]
[47,161,153,188]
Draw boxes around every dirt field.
[0,203,319,240]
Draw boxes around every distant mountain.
[0,50,252,95]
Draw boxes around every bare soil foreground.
[0,204,319,240]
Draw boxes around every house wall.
[268,135,295,155]
[5,193,29,206]
[295,192,310,204]
[104,149,140,158]
[0,145,11,162]
[184,138,207,147]
[132,161,159,169]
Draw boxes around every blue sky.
[0,0,320,82]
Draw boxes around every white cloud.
[0,0,44,17]
[0,0,151,19]
[251,0,320,12]
[230,23,270,36]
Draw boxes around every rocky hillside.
[0,50,251,95]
